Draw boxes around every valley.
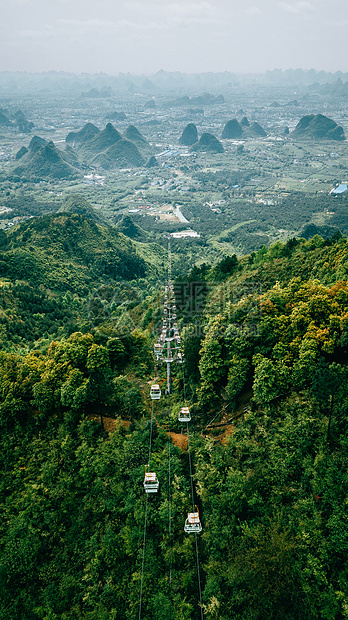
[1,70,348,620]
[1,70,348,269]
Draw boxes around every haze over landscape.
[2,1,348,620]
[1,0,348,74]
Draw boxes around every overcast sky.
[0,0,347,75]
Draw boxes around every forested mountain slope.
[1,231,348,619]
[1,213,147,289]
[0,213,164,349]
[187,234,348,416]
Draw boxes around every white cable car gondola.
[154,343,162,360]
[150,384,161,400]
[178,406,191,422]
[143,465,159,493]
[184,506,202,533]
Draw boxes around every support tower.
[154,240,183,394]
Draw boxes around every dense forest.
[1,216,348,619]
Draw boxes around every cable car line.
[167,390,173,620]
[144,399,160,493]
[139,370,160,619]
[187,420,204,620]
[139,238,204,618]
[138,494,149,620]
[148,398,154,468]
[195,530,204,620]
[182,367,204,619]
[182,372,202,533]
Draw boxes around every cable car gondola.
[184,506,202,533]
[143,465,159,493]
[154,343,162,360]
[150,384,161,400]
[178,406,191,422]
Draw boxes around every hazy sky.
[0,0,347,75]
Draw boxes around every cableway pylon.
[153,238,183,394]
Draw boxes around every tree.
[226,355,250,406]
[197,317,227,414]
[311,360,346,443]
[106,337,127,371]
[252,354,290,403]
[0,351,43,428]
[212,255,238,281]
[86,344,112,429]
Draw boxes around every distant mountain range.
[11,122,154,179]
[9,110,345,183]
[66,122,150,168]
[2,69,348,96]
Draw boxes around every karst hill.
[292,114,345,140]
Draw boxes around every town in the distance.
[0,68,347,266]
